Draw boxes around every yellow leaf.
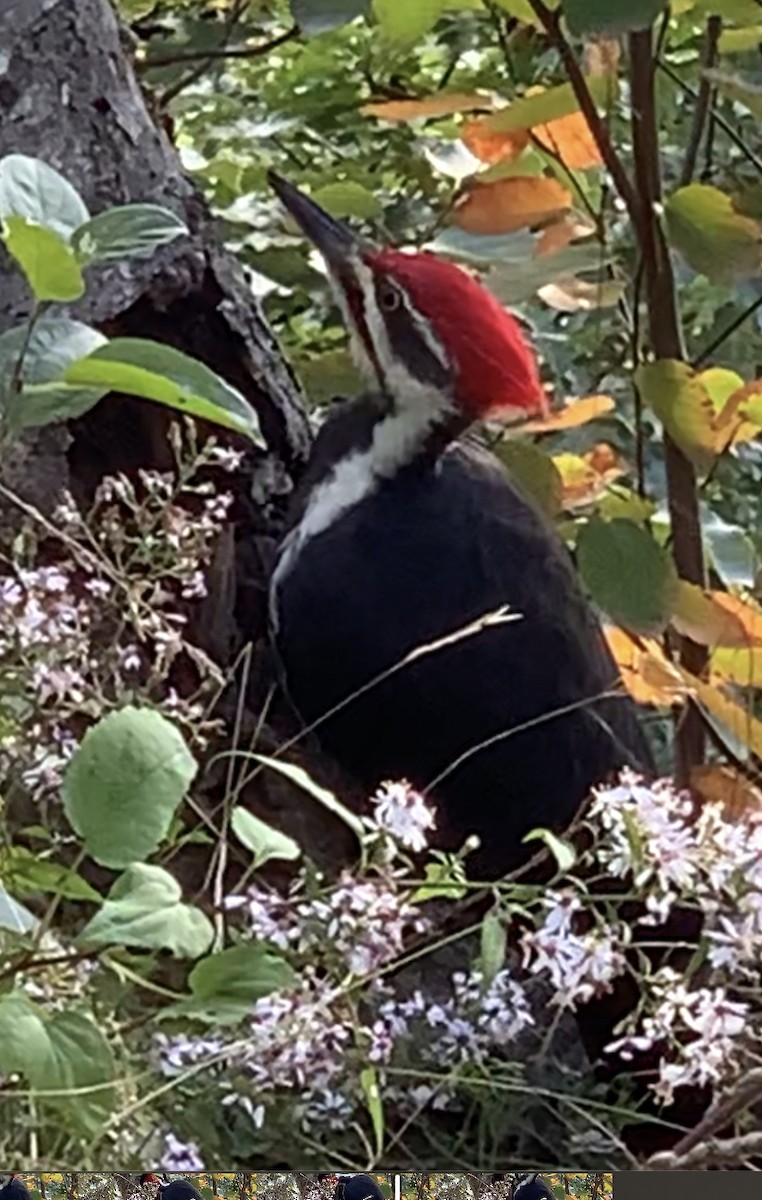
[636,359,718,472]
[362,92,495,121]
[522,393,615,432]
[711,645,762,687]
[671,580,752,648]
[712,591,762,644]
[681,669,762,758]
[452,175,571,234]
[690,763,762,820]
[552,451,604,506]
[604,625,687,706]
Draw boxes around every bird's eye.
[378,282,401,312]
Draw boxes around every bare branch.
[680,15,723,186]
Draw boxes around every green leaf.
[523,827,577,873]
[0,316,108,430]
[481,74,615,134]
[72,203,188,264]
[719,26,762,54]
[372,0,448,44]
[360,1065,385,1159]
[170,945,297,1023]
[495,440,562,517]
[563,0,667,35]
[2,217,84,302]
[294,348,364,403]
[410,860,468,902]
[3,848,101,902]
[576,517,678,634]
[311,181,382,221]
[0,993,115,1132]
[597,485,656,525]
[65,338,263,442]
[494,0,560,22]
[0,885,39,934]
[79,863,214,957]
[230,807,302,867]
[62,706,198,869]
[252,754,365,841]
[0,154,90,241]
[479,910,507,986]
[291,0,371,34]
[665,183,762,282]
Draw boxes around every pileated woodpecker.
[512,1177,555,1200]
[268,172,652,876]
[328,1178,384,1200]
[0,1179,30,1200]
[140,1177,203,1200]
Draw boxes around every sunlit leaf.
[665,182,762,282]
[452,175,571,235]
[363,92,495,120]
[522,393,615,433]
[671,580,754,648]
[604,625,687,706]
[719,26,762,54]
[481,75,615,134]
[65,338,263,442]
[3,217,84,302]
[636,359,718,471]
[310,180,382,220]
[531,110,603,169]
[72,203,188,264]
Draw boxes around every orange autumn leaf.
[532,110,603,169]
[453,175,571,235]
[604,625,687,707]
[690,763,762,820]
[522,393,615,433]
[585,441,623,474]
[712,591,762,645]
[361,92,495,121]
[461,118,528,164]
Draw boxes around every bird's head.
[269,172,547,430]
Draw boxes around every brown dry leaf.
[538,275,625,312]
[604,625,687,706]
[680,669,762,759]
[690,763,762,820]
[361,93,495,121]
[583,37,622,78]
[585,441,623,474]
[534,215,597,256]
[452,175,571,235]
[461,118,527,164]
[671,580,753,649]
[522,393,615,433]
[532,110,604,170]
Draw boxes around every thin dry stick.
[648,1065,762,1165]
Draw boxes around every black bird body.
[513,1176,555,1200]
[267,172,652,877]
[0,1179,31,1200]
[333,1177,384,1200]
[272,404,651,875]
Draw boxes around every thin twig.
[647,1130,762,1170]
[692,290,762,368]
[659,58,762,177]
[650,1066,762,1165]
[526,0,642,230]
[680,15,722,186]
[143,26,298,70]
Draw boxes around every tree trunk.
[0,0,310,520]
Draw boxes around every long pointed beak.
[267,170,360,270]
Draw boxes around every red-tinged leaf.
[452,175,571,235]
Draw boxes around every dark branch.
[142,25,299,70]
[680,15,723,186]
